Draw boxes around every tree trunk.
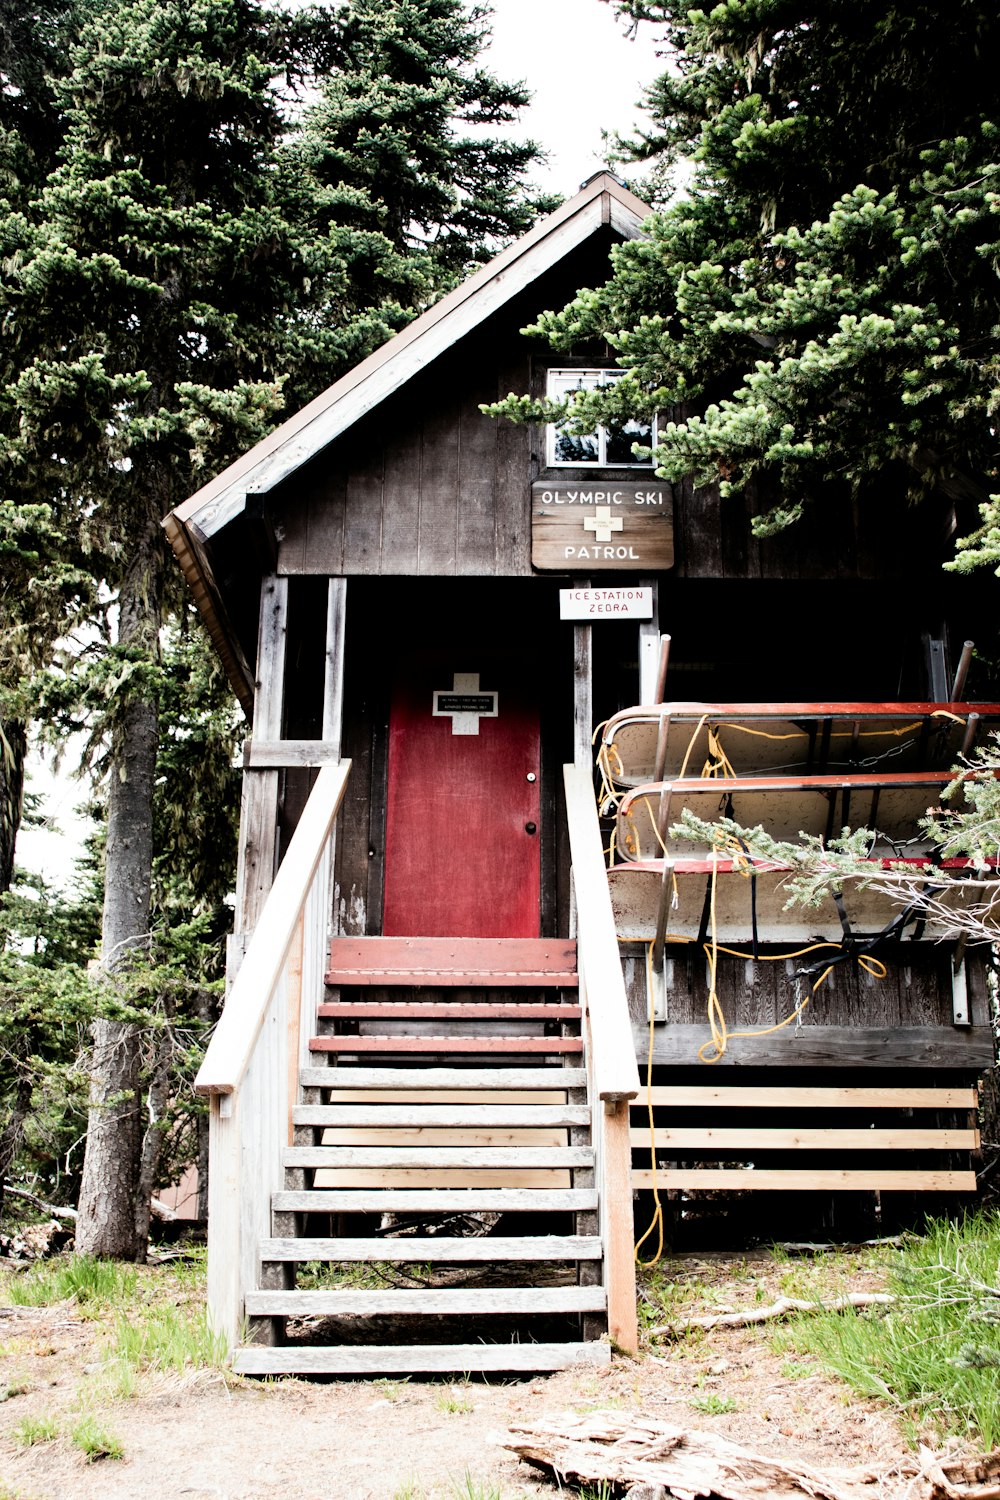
[0,720,29,1227]
[76,506,164,1261]
[0,1070,33,1227]
[0,717,26,896]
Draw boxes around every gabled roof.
[163,172,651,712]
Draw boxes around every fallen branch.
[648,1291,895,1339]
[4,1185,176,1224]
[505,1411,879,1499]
[4,1186,77,1220]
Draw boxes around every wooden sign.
[559,586,654,620]
[531,483,673,572]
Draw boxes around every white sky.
[485,0,661,192]
[16,0,664,895]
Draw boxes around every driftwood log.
[912,1445,1000,1500]
[504,1411,880,1499]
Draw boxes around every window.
[546,368,654,468]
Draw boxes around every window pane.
[554,426,600,463]
[605,416,652,466]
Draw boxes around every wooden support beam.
[233,574,288,937]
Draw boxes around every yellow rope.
[696,846,888,1063]
[634,950,664,1267]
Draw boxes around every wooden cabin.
[165,172,998,1376]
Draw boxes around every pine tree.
[283,0,546,396]
[0,0,542,1257]
[503,0,1000,545]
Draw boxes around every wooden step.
[282,1146,593,1169]
[260,1234,602,1262]
[245,1286,607,1316]
[309,1036,583,1054]
[299,1067,588,1090]
[234,1341,610,1375]
[326,936,578,987]
[318,1001,582,1020]
[271,1188,599,1213]
[291,1104,590,1128]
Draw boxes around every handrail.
[564,762,639,1356]
[196,759,351,1097]
[563,764,640,1105]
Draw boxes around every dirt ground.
[0,1250,927,1500]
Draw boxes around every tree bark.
[0,717,26,896]
[75,504,164,1261]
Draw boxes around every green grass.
[689,1392,738,1415]
[777,1212,1000,1447]
[436,1385,474,1415]
[11,1414,58,1447]
[1,1256,136,1312]
[111,1301,227,1375]
[374,1376,410,1402]
[448,1476,502,1500]
[69,1415,124,1463]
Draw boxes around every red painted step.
[326,936,578,988]
[318,1002,582,1020]
[309,1036,584,1055]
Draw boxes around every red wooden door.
[382,658,541,937]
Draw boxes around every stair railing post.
[564,763,640,1356]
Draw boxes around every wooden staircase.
[233,937,612,1375]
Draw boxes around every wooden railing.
[195,759,351,1350]
[563,764,640,1354]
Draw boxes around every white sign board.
[559,586,654,621]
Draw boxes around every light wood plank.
[286,915,304,1148]
[322,578,346,751]
[260,1234,603,1262]
[299,1068,587,1089]
[233,1342,611,1375]
[245,740,343,768]
[631,1128,980,1151]
[271,1189,598,1213]
[315,1128,569,1148]
[293,1105,589,1128]
[301,1090,569,1105]
[282,1146,593,1168]
[632,1169,978,1191]
[245,1286,607,1316]
[603,1094,639,1357]
[641,1087,979,1109]
[564,766,639,1104]
[311,1169,572,1188]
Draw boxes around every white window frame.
[545,367,655,469]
